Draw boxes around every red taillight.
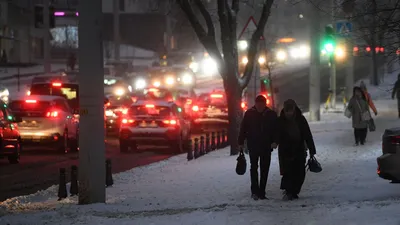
[163,119,178,125]
[186,99,192,104]
[267,98,270,105]
[25,99,37,103]
[106,102,111,107]
[241,102,246,109]
[211,94,223,98]
[145,104,155,108]
[366,47,371,52]
[192,105,199,111]
[122,118,135,124]
[52,82,62,87]
[390,135,400,144]
[46,111,59,118]
[353,46,359,52]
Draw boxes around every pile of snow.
[2,113,400,224]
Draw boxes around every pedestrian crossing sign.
[336,21,352,37]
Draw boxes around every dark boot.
[251,194,259,200]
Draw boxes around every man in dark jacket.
[238,95,278,200]
[278,99,316,201]
[392,74,400,118]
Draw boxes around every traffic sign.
[238,16,265,40]
[336,21,352,37]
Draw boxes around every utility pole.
[113,0,120,62]
[78,0,106,204]
[329,0,337,109]
[43,0,51,73]
[345,44,354,100]
[309,3,321,121]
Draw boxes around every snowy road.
[1,105,400,224]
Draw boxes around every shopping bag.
[236,151,247,175]
[344,107,352,118]
[368,118,376,132]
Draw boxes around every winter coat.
[277,106,316,175]
[347,96,369,129]
[238,106,278,152]
[392,79,400,99]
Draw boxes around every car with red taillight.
[8,95,79,153]
[104,94,133,134]
[0,100,22,164]
[377,127,400,183]
[119,100,191,153]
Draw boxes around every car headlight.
[115,88,125,96]
[135,79,146,89]
[181,74,193,84]
[105,110,114,117]
[153,80,161,87]
[165,76,175,85]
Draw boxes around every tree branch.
[194,0,215,37]
[239,0,274,89]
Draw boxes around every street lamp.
[238,40,248,50]
[241,56,248,64]
[258,56,266,64]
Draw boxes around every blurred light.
[353,46,359,52]
[258,56,266,64]
[26,90,31,96]
[335,46,346,59]
[76,12,79,16]
[299,14,304,19]
[276,50,287,61]
[128,85,132,92]
[242,56,248,64]
[238,40,248,50]
[189,62,199,73]
[135,79,146,89]
[54,12,65,16]
[182,73,193,84]
[299,45,310,57]
[153,81,161,87]
[277,38,296,43]
[165,76,175,85]
[321,49,327,55]
[380,47,384,52]
[202,58,218,75]
[289,48,300,59]
[366,47,371,52]
[324,43,334,53]
[115,88,125,96]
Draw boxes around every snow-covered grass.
[1,108,400,224]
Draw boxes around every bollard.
[205,133,210,153]
[194,138,200,159]
[211,132,216,150]
[221,130,226,147]
[187,139,194,161]
[105,159,114,187]
[200,136,205,156]
[216,131,221,149]
[70,165,79,196]
[58,168,68,201]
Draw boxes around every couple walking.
[238,95,316,201]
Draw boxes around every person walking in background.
[347,87,370,146]
[277,99,316,201]
[359,81,377,116]
[392,74,400,118]
[238,95,278,200]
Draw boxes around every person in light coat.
[347,86,370,145]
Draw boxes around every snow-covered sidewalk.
[1,107,400,224]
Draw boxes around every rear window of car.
[9,100,52,117]
[130,105,171,116]
[30,83,79,109]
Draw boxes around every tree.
[177,0,274,155]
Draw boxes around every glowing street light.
[238,40,248,50]
[258,56,266,64]
[241,56,249,64]
[276,50,287,62]
[335,46,346,59]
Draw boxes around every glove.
[375,112,378,116]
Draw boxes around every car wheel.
[8,143,20,164]
[58,131,69,153]
[169,136,183,154]
[119,139,129,153]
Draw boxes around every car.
[28,75,80,111]
[191,90,229,128]
[377,127,400,183]
[119,100,191,153]
[0,100,22,164]
[105,94,133,134]
[147,66,196,88]
[104,76,132,96]
[8,95,79,153]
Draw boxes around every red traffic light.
[353,46,359,52]
[366,47,371,52]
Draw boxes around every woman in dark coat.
[278,99,316,201]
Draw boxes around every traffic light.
[34,5,56,28]
[322,26,335,54]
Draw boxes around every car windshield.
[30,83,79,109]
[130,105,171,117]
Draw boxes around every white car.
[8,95,79,153]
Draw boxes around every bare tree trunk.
[371,41,379,86]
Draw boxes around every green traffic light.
[324,43,334,53]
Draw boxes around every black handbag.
[368,118,376,132]
[306,156,322,173]
[236,151,247,175]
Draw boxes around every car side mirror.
[13,116,22,123]
[274,88,279,94]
